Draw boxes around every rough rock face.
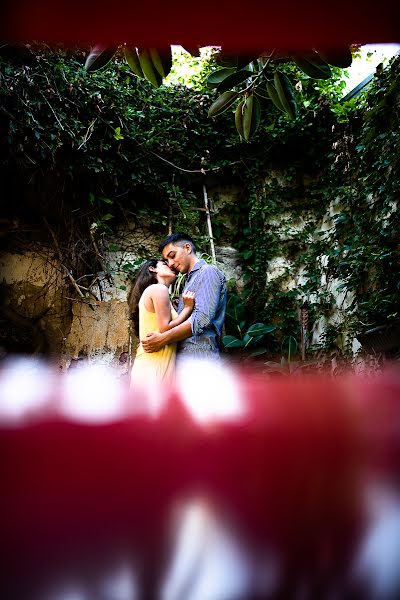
[215,246,244,291]
[0,218,249,367]
[0,250,72,357]
[64,297,132,372]
[0,249,134,372]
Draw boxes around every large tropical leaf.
[242,94,261,141]
[225,296,246,323]
[137,48,162,88]
[266,80,285,112]
[208,91,238,117]
[206,68,236,88]
[235,100,245,138]
[314,46,353,68]
[247,323,277,337]
[274,71,298,119]
[222,335,245,348]
[254,85,270,100]
[293,51,332,79]
[85,45,118,72]
[216,69,253,93]
[149,47,173,79]
[124,46,144,78]
[243,333,264,347]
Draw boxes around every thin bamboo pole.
[203,184,216,263]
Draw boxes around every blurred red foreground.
[1,359,400,599]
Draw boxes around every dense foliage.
[231,56,400,353]
[84,44,353,141]
[1,43,399,356]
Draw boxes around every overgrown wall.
[1,46,399,364]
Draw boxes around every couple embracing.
[128,233,227,386]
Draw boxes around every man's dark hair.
[158,233,197,254]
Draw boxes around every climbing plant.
[225,54,400,354]
[1,42,398,357]
[84,43,353,140]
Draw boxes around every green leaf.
[226,296,246,323]
[273,72,298,119]
[247,323,277,337]
[293,52,332,79]
[244,333,264,347]
[243,333,254,347]
[208,91,238,118]
[222,335,245,348]
[85,45,118,72]
[149,47,173,79]
[137,48,162,88]
[242,94,261,141]
[216,69,253,93]
[314,47,353,68]
[114,127,124,140]
[124,46,144,78]
[266,81,285,112]
[206,68,236,89]
[254,85,270,100]
[235,100,245,139]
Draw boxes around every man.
[141,233,227,360]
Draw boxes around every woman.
[128,259,195,386]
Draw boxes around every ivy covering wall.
[235,57,400,353]
[1,44,399,357]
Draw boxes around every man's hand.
[141,332,165,353]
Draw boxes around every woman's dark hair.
[127,259,158,335]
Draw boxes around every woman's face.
[155,260,176,282]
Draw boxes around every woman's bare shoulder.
[144,283,169,298]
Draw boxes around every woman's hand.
[182,290,195,310]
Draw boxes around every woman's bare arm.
[149,285,194,333]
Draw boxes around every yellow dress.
[130,294,178,386]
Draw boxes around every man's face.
[162,243,192,274]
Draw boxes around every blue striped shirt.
[177,260,227,358]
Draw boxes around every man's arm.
[141,321,193,353]
[188,267,224,336]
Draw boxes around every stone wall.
[0,179,367,365]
